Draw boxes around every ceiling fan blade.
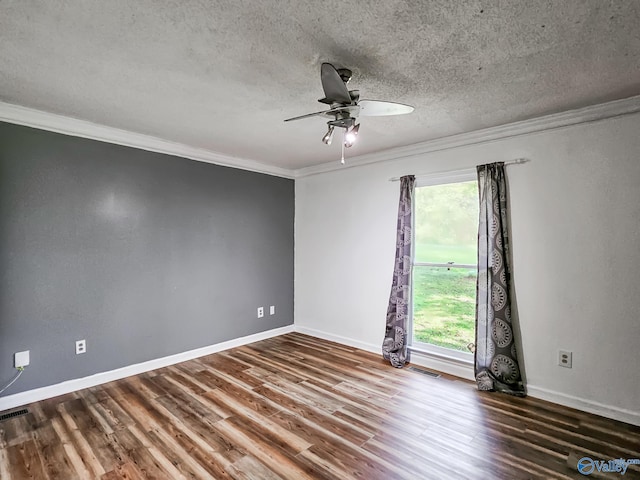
[284,105,360,122]
[321,63,352,105]
[284,110,332,122]
[358,100,414,116]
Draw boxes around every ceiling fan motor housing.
[336,68,352,83]
[327,114,355,129]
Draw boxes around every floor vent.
[0,409,29,422]
[408,366,441,378]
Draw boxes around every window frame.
[409,168,477,363]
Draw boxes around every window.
[412,173,478,359]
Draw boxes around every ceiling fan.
[285,63,415,164]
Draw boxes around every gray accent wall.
[0,122,294,395]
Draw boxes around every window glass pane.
[414,181,479,264]
[413,266,476,352]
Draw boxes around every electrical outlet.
[76,339,87,355]
[14,350,30,368]
[257,307,264,318]
[558,350,572,368]
[269,305,275,315]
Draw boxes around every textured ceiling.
[1,1,639,170]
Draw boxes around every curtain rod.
[388,158,530,182]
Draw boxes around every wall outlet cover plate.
[558,350,572,368]
[76,340,87,354]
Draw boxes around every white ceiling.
[1,1,639,171]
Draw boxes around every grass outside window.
[412,266,476,352]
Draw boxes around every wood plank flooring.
[1,332,639,479]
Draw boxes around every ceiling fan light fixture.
[322,125,335,145]
[344,123,359,147]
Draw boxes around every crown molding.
[0,102,295,179]
[3,95,639,181]
[294,94,640,178]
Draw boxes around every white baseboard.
[294,325,640,426]
[4,324,638,427]
[294,325,475,381]
[294,326,381,355]
[0,325,294,412]
[527,384,640,427]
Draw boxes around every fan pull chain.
[341,129,345,164]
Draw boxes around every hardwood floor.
[1,332,639,479]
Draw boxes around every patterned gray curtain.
[382,175,415,368]
[475,163,525,395]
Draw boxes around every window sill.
[409,345,473,365]
[408,345,474,381]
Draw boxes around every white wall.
[295,112,640,424]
